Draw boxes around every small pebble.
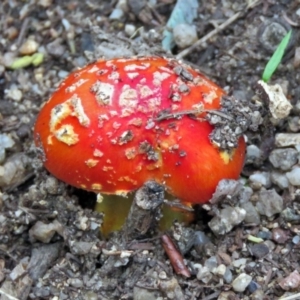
[195,265,212,283]
[279,270,300,290]
[281,207,300,222]
[209,179,242,204]
[232,258,247,268]
[58,70,69,79]
[223,267,232,283]
[133,286,158,300]
[286,166,300,186]
[17,123,31,139]
[38,0,53,7]
[240,202,260,225]
[193,231,210,247]
[6,26,18,40]
[250,243,269,259]
[158,271,167,280]
[19,39,39,55]
[0,134,15,150]
[124,24,136,37]
[249,172,271,189]
[29,220,62,243]
[208,207,246,235]
[251,289,264,300]
[248,281,260,293]
[5,86,23,102]
[257,231,272,240]
[69,278,83,288]
[272,228,289,244]
[9,257,29,281]
[173,23,198,49]
[44,177,60,195]
[288,116,300,132]
[238,186,253,204]
[294,47,300,68]
[2,52,16,68]
[269,148,298,171]
[256,189,283,218]
[232,273,252,292]
[0,134,15,163]
[292,235,300,245]
[217,292,237,300]
[214,264,226,276]
[270,171,289,189]
[0,153,31,188]
[46,39,66,57]
[204,256,218,271]
[246,145,263,165]
[109,8,124,20]
[275,133,300,147]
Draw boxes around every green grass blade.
[262,30,292,82]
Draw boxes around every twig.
[176,0,261,59]
[16,17,30,48]
[282,12,300,27]
[155,108,233,122]
[279,293,300,300]
[163,199,194,212]
[0,289,19,300]
[161,234,191,277]
[201,291,221,300]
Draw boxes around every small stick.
[16,17,31,48]
[279,293,300,300]
[161,234,191,277]
[176,0,261,59]
[155,108,233,122]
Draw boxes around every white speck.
[65,78,88,93]
[54,124,79,145]
[50,102,72,132]
[119,84,138,108]
[98,114,109,128]
[124,63,150,71]
[137,84,154,99]
[49,94,90,134]
[147,97,161,111]
[93,149,104,157]
[88,65,100,73]
[70,95,90,127]
[90,81,114,105]
[203,90,217,104]
[153,71,171,86]
[158,66,173,74]
[109,110,118,117]
[127,72,139,79]
[108,71,120,81]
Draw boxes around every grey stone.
[286,166,300,186]
[240,202,260,225]
[173,24,198,48]
[232,273,252,292]
[249,172,271,189]
[270,171,289,189]
[208,207,246,235]
[256,189,283,217]
[269,148,298,171]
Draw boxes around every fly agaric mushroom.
[34,56,245,204]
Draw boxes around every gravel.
[1,0,300,299]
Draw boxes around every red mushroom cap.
[34,57,245,204]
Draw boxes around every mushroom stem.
[120,181,165,242]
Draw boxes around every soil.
[1,0,300,299]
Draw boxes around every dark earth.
[1,0,300,299]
